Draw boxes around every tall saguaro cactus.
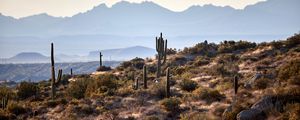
[166,67,170,98]
[1,94,8,109]
[234,75,238,95]
[143,65,147,89]
[51,43,56,100]
[135,77,139,90]
[99,52,103,67]
[233,75,238,104]
[156,33,167,79]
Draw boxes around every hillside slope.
[0,34,299,119]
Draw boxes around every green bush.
[85,74,118,97]
[179,79,198,92]
[193,87,225,103]
[160,97,181,112]
[66,78,90,99]
[16,82,38,99]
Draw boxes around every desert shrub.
[205,64,231,77]
[96,66,112,71]
[284,33,300,48]
[216,82,232,91]
[16,82,38,99]
[278,59,300,83]
[118,57,145,70]
[79,104,95,115]
[173,66,188,75]
[179,79,198,92]
[7,102,26,115]
[0,110,10,120]
[222,104,246,120]
[60,74,71,85]
[150,82,166,99]
[45,100,60,107]
[193,56,210,66]
[116,86,134,97]
[167,48,177,55]
[0,86,13,99]
[288,75,300,86]
[181,42,218,57]
[217,54,239,64]
[193,87,225,103]
[169,55,188,66]
[280,103,300,120]
[181,72,195,79]
[145,116,160,120]
[66,78,91,99]
[218,40,256,53]
[85,74,118,97]
[180,112,214,120]
[160,97,181,112]
[253,78,270,89]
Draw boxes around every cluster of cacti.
[166,67,170,98]
[99,52,103,67]
[1,94,8,109]
[156,33,167,79]
[143,65,147,89]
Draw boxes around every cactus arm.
[162,39,167,65]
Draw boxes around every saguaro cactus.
[70,68,73,76]
[1,94,8,109]
[99,52,103,67]
[135,77,139,90]
[234,75,238,95]
[51,43,56,100]
[156,33,167,79]
[56,69,62,85]
[143,65,147,89]
[166,67,170,98]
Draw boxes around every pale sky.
[0,0,266,19]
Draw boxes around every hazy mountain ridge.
[0,46,155,63]
[0,0,299,36]
[0,61,120,82]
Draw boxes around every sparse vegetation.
[179,79,198,92]
[0,33,300,119]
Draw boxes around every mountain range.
[0,0,299,58]
[0,46,155,63]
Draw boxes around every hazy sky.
[0,0,265,18]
